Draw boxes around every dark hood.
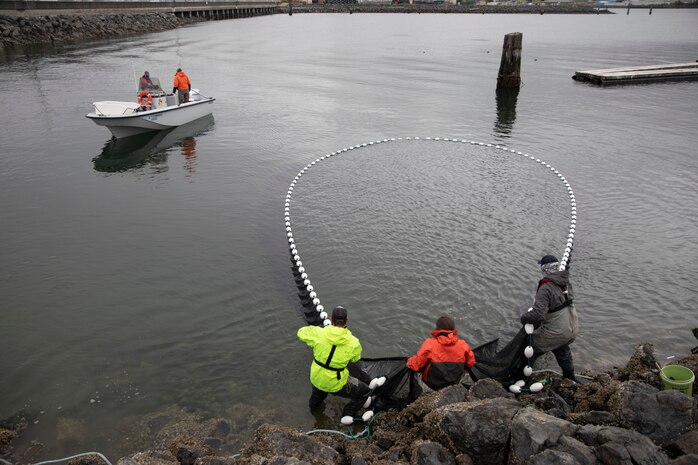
[545,269,569,287]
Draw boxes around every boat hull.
[86,98,215,138]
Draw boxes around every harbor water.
[1,9,697,459]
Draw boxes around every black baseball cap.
[538,255,559,265]
[331,306,347,323]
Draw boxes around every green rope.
[306,410,382,441]
[29,452,114,465]
[306,429,357,439]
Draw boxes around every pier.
[572,63,698,86]
[0,0,276,20]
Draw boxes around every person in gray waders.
[520,255,579,381]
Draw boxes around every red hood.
[430,329,459,346]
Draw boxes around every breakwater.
[0,13,200,49]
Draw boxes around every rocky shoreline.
[0,13,204,49]
[2,341,697,465]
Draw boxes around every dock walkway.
[572,63,698,86]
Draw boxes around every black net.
[358,357,420,411]
[468,327,529,383]
[356,329,528,411]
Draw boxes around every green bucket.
[660,365,695,397]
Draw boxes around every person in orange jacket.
[406,315,476,391]
[172,68,191,104]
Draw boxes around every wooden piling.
[497,32,522,90]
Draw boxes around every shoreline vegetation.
[2,340,697,465]
[4,2,698,50]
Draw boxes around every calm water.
[1,9,697,459]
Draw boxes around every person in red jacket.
[172,68,191,104]
[406,315,476,391]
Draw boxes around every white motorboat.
[86,75,215,139]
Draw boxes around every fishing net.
[356,329,529,411]
[468,328,529,383]
[357,329,527,410]
[357,357,420,411]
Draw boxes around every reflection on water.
[493,88,519,139]
[94,131,167,172]
[92,114,214,173]
[182,137,197,175]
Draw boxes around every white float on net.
[529,382,544,393]
[524,346,534,358]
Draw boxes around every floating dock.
[572,62,698,86]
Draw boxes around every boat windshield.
[137,76,165,95]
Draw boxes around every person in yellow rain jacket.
[172,68,191,104]
[297,306,371,424]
